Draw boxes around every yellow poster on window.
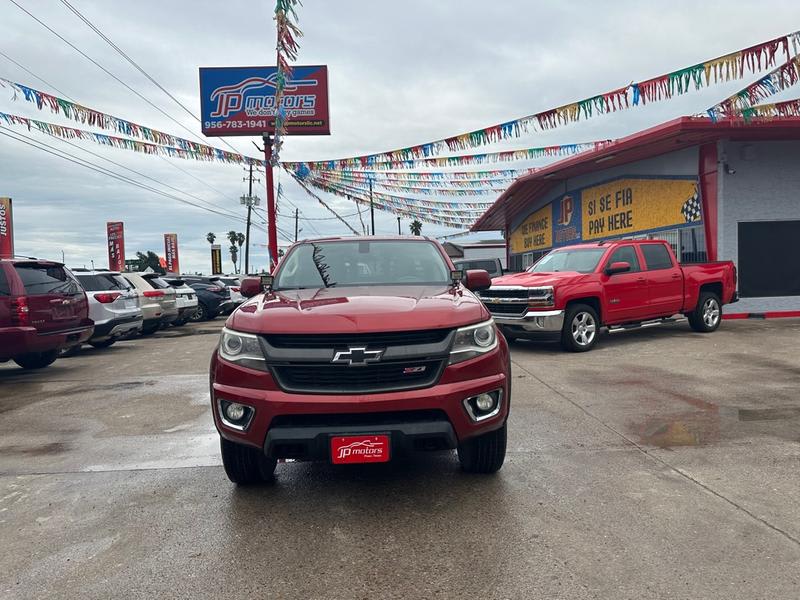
[581,178,700,241]
[510,204,552,254]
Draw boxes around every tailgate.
[13,263,87,333]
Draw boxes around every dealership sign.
[164,233,180,274]
[0,197,13,259]
[211,244,223,275]
[199,65,330,137]
[107,221,125,271]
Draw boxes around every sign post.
[106,221,125,271]
[199,65,330,271]
[0,197,13,259]
[164,233,180,274]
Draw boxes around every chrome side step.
[607,316,687,333]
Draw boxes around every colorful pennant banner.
[271,0,303,163]
[724,96,800,121]
[707,55,800,120]
[328,168,527,181]
[313,171,508,196]
[283,142,606,171]
[279,30,800,167]
[0,78,264,166]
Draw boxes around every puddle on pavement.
[1,442,71,456]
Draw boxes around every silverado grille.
[482,303,527,316]
[478,288,529,301]
[264,329,450,348]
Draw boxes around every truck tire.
[220,437,277,485]
[14,350,59,370]
[688,291,722,333]
[561,303,599,352]
[457,423,507,474]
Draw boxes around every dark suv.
[0,259,93,369]
[180,278,234,321]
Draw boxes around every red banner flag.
[106,221,125,271]
[164,233,180,273]
[0,198,13,259]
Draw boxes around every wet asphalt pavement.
[1,319,799,599]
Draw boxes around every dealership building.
[472,117,800,316]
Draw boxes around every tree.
[410,219,423,236]
[227,230,242,273]
[229,245,238,273]
[134,251,165,274]
[206,232,216,245]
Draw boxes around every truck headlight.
[528,286,554,308]
[218,327,267,370]
[449,319,498,365]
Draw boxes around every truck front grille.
[271,359,445,394]
[265,329,450,349]
[483,303,527,316]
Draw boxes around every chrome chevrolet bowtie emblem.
[331,346,384,366]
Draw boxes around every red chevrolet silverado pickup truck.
[209,237,511,485]
[478,240,737,352]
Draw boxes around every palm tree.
[206,232,216,245]
[410,219,423,236]
[226,231,239,273]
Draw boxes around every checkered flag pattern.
[681,191,702,223]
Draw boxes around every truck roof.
[555,239,671,251]
[295,235,434,243]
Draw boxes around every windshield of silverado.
[529,248,607,274]
[274,240,451,289]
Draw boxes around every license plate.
[52,306,70,319]
[330,435,390,464]
[124,299,136,308]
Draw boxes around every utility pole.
[241,164,261,275]
[262,133,278,271]
[397,216,401,235]
[294,208,299,242]
[369,177,375,235]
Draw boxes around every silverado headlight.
[218,327,267,371]
[449,319,498,365]
[528,286,554,308]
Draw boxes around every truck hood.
[489,270,587,288]
[228,285,488,334]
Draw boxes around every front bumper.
[210,344,510,457]
[491,309,565,332]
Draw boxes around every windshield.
[529,248,607,274]
[274,240,451,289]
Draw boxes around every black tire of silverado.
[13,349,59,370]
[688,291,722,333]
[560,303,600,352]
[457,423,507,474]
[220,437,277,485]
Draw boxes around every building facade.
[472,118,800,316]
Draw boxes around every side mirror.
[464,269,492,292]
[605,261,631,275]
[240,276,269,298]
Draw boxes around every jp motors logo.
[209,75,318,118]
[557,195,574,226]
[336,440,385,461]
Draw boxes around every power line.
[0,126,246,223]
[56,0,248,158]
[37,129,243,219]
[8,0,218,150]
[0,50,75,101]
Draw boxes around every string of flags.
[312,171,508,196]
[321,169,526,182]
[279,30,800,168]
[283,141,607,171]
[315,170,517,188]
[707,55,800,120]
[271,0,303,164]
[724,96,800,121]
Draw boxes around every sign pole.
[262,133,278,271]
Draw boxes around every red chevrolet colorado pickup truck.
[479,240,737,352]
[209,237,511,485]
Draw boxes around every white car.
[163,278,199,325]
[72,270,143,348]
[217,276,244,308]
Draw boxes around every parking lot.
[2,318,799,599]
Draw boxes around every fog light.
[218,399,254,431]
[462,389,503,422]
[475,393,495,412]
[225,402,246,421]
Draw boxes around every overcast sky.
[1,0,799,274]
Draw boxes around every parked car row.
[0,256,244,370]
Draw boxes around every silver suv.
[163,278,199,326]
[73,270,143,348]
